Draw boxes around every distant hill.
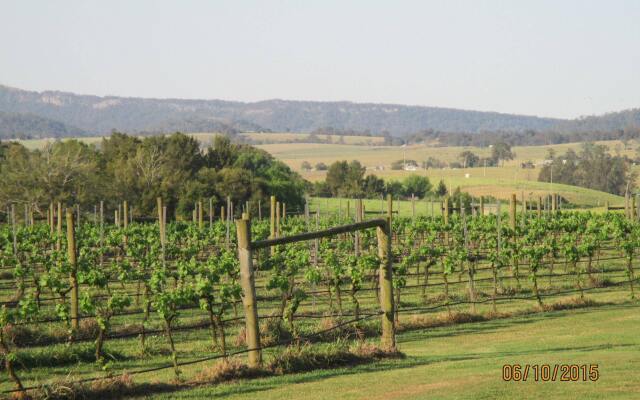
[0,84,638,138]
[0,111,85,139]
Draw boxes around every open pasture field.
[13,132,386,151]
[1,206,639,399]
[256,139,638,172]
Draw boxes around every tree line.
[537,143,636,196]
[308,160,448,199]
[0,133,306,220]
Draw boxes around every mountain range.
[0,84,638,139]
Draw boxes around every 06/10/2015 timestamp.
[502,364,599,382]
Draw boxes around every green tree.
[435,179,448,197]
[491,142,515,166]
[362,175,385,198]
[403,175,431,198]
[325,160,365,197]
[458,151,480,168]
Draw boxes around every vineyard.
[0,195,639,398]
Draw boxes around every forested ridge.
[1,84,639,143]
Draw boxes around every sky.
[1,0,639,119]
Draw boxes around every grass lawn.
[149,301,640,399]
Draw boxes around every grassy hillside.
[258,139,631,207]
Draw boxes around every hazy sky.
[1,0,639,119]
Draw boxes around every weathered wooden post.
[479,196,484,216]
[236,216,262,367]
[355,199,362,256]
[56,202,62,250]
[269,196,276,238]
[198,200,204,229]
[443,196,449,225]
[157,197,165,247]
[377,194,396,350]
[11,204,17,254]
[276,201,281,236]
[552,193,557,214]
[49,203,55,233]
[282,203,286,222]
[509,193,517,230]
[123,200,129,246]
[66,208,79,331]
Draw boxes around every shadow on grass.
[22,300,640,399]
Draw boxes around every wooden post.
[123,201,128,227]
[157,197,164,247]
[198,200,204,229]
[282,203,286,222]
[509,193,516,230]
[443,196,449,225]
[605,201,609,212]
[258,199,262,220]
[236,217,262,367]
[633,196,637,221]
[355,199,362,256]
[270,196,276,239]
[66,208,79,331]
[11,204,16,254]
[226,197,231,245]
[49,203,55,233]
[636,194,640,222]
[123,200,129,246]
[479,196,484,216]
[377,194,395,350]
[552,193,557,213]
[276,201,281,237]
[55,202,62,250]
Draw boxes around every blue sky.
[1,0,639,119]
